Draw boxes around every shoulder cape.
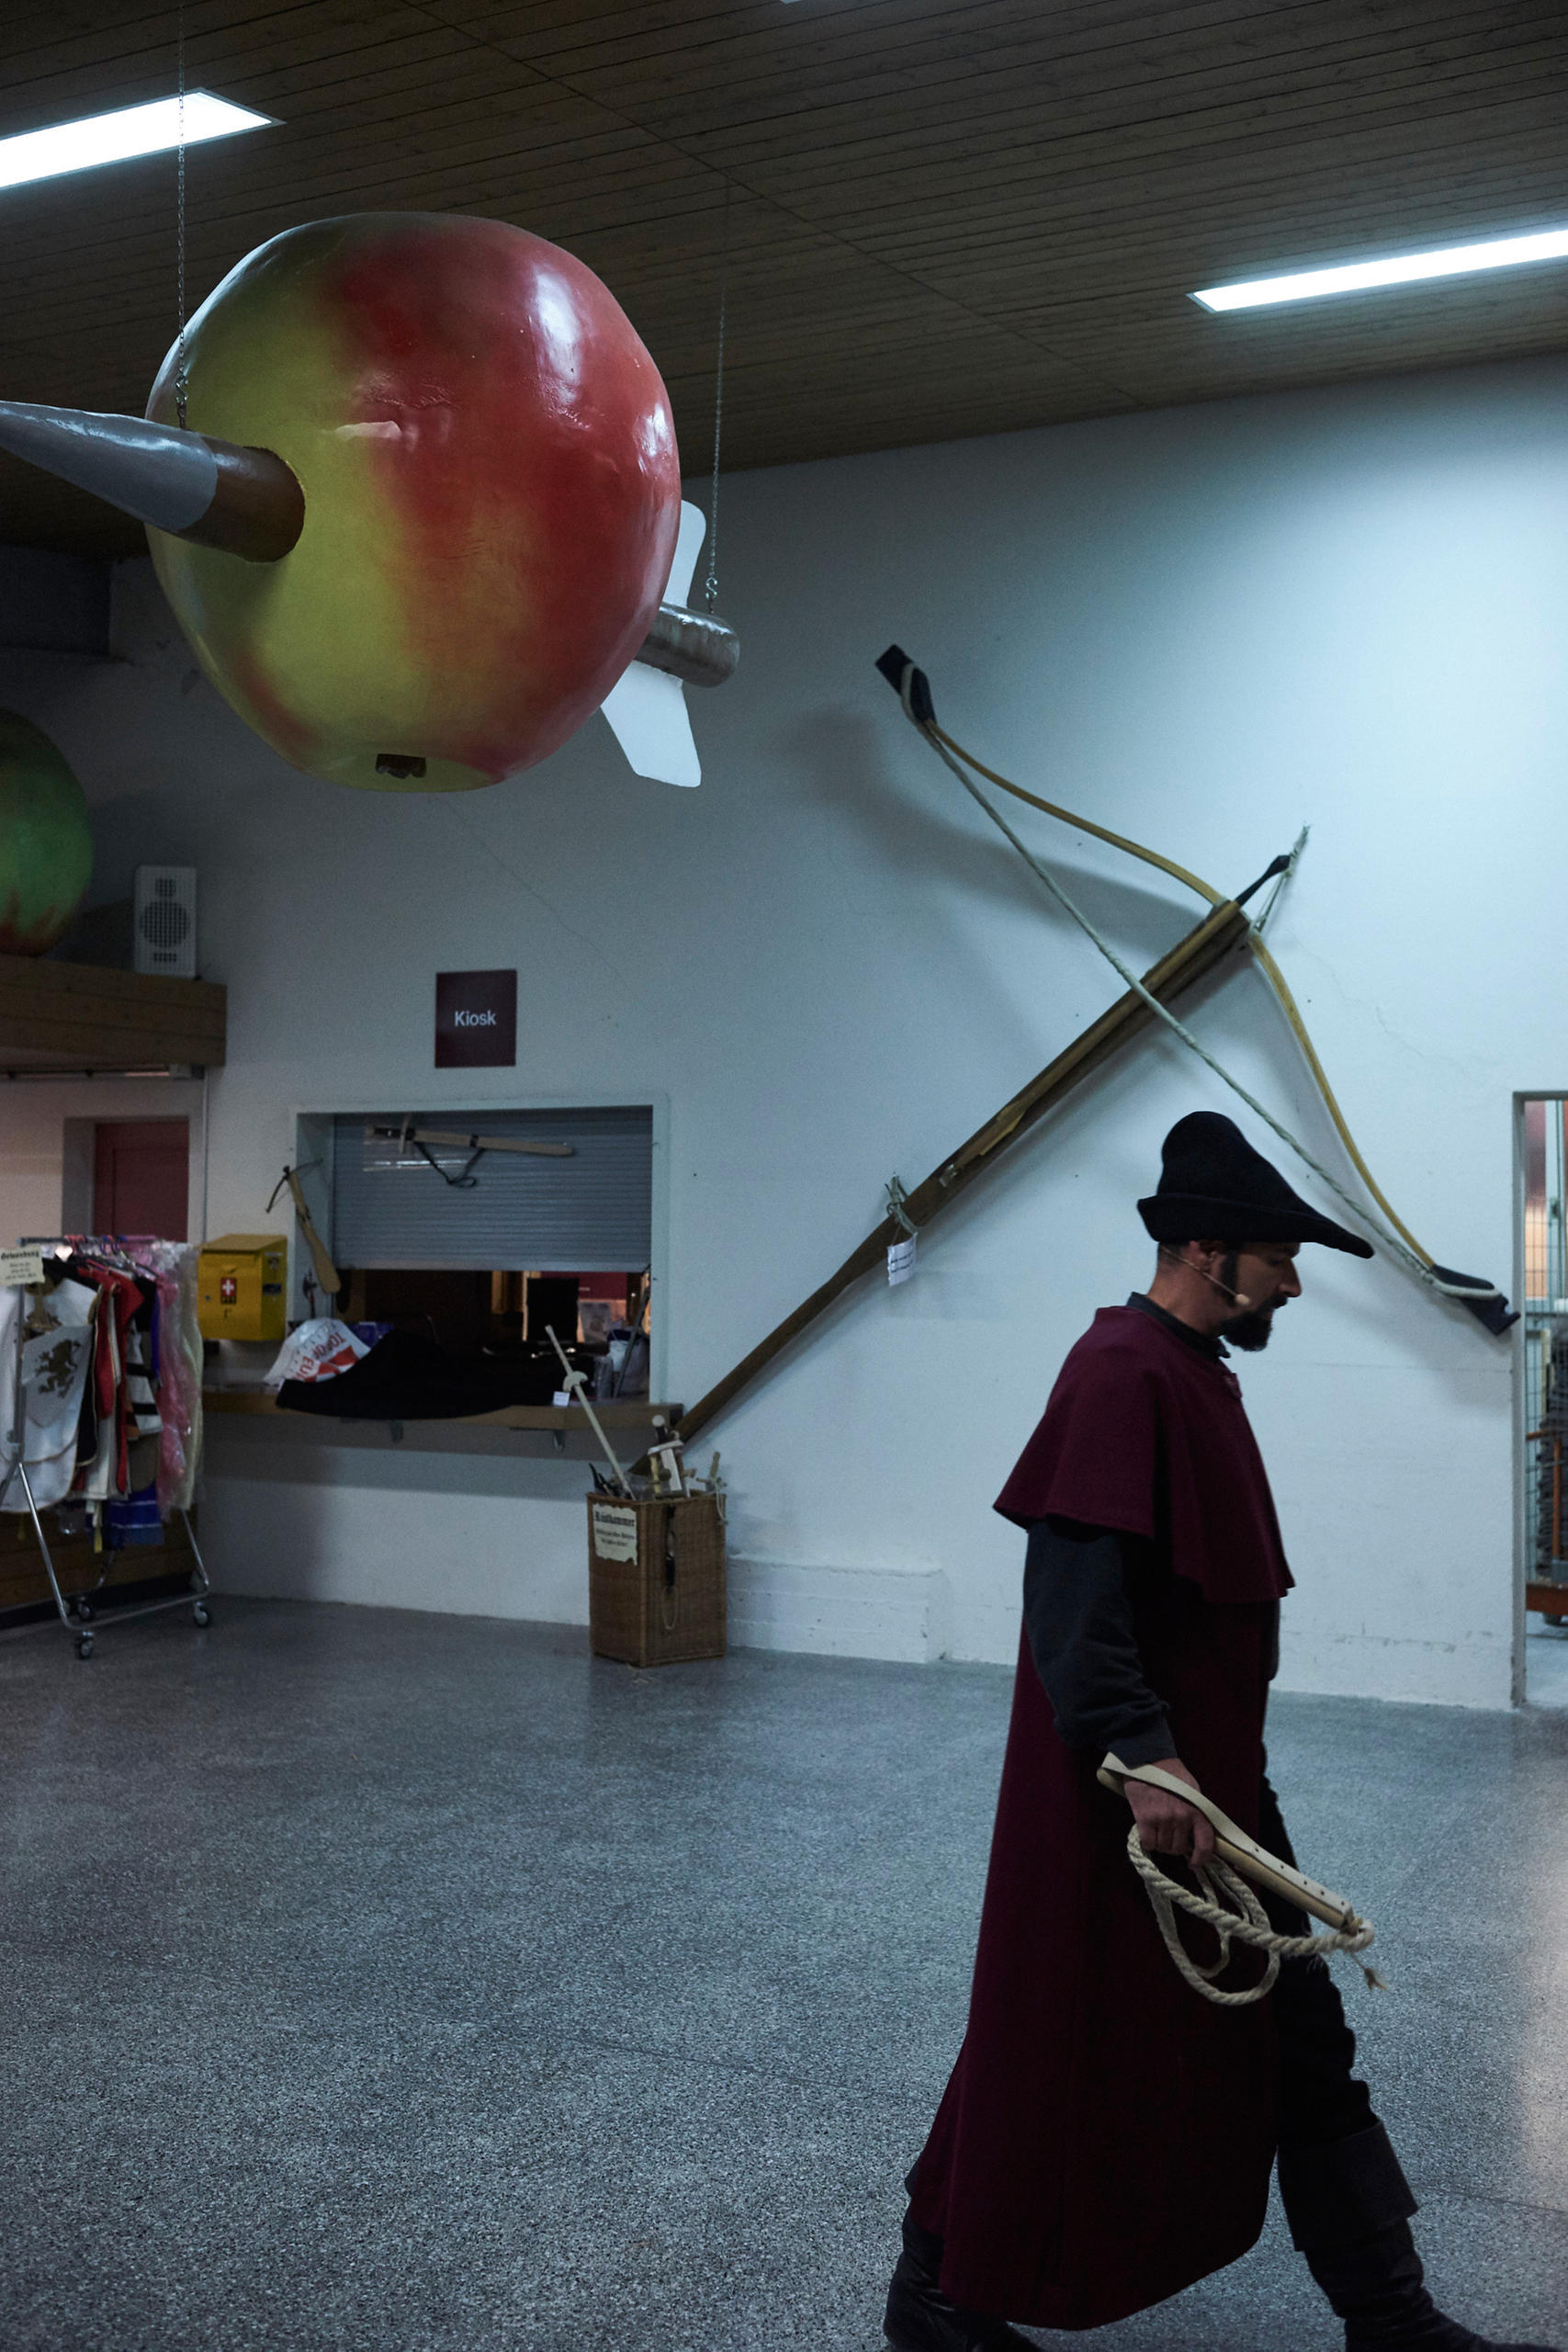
[994,1304,1292,1603]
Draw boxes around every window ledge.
[203,1389,681,1438]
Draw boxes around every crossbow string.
[875,647,1512,1333]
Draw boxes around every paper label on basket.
[592,1502,639,1563]
[887,1234,917,1285]
[0,1246,44,1288]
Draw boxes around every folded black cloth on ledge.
[276,1329,558,1421]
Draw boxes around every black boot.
[883,2211,1038,2351]
[1304,2218,1558,2352]
[1280,2123,1560,2352]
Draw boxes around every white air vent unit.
[132,865,197,978]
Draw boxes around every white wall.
[6,352,1564,1705]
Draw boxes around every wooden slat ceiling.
[1,0,1565,554]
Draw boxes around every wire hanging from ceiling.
[174,2,189,428]
[703,181,730,614]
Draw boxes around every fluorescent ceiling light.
[0,93,271,194]
[1192,226,1568,312]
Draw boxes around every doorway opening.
[1519,1096,1568,1707]
[90,1118,189,1242]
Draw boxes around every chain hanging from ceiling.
[174,2,189,427]
[703,181,730,615]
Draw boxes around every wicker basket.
[586,1490,726,1667]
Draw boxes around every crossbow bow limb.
[874,645,1513,1340]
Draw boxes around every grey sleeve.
[1023,1516,1176,1765]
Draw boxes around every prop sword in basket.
[543,1323,635,1498]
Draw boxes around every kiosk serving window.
[319,1105,655,1398]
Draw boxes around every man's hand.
[1122,1757,1215,1866]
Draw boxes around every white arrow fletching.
[600,662,702,788]
[667,499,709,606]
[600,497,710,785]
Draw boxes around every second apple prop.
[0,712,93,955]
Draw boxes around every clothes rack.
[0,1235,212,1660]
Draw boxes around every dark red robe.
[908,1305,1294,2329]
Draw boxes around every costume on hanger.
[2,1239,203,1536]
[0,1283,94,1510]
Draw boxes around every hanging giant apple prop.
[150,213,681,792]
[0,214,738,794]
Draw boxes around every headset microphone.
[1159,1248,1253,1311]
[1197,1267,1254,1310]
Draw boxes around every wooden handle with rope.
[1097,1756,1362,1932]
[1099,1756,1382,2005]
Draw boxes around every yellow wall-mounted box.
[197,1234,288,1342]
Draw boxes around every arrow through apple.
[0,213,740,795]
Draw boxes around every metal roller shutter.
[330,1106,652,1271]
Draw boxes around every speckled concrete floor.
[1,1598,1565,2352]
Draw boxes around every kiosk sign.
[435,969,517,1068]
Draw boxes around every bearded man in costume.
[884,1112,1556,2352]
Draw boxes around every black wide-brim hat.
[1138,1112,1373,1257]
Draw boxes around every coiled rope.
[1100,1760,1386,2007]
[1124,1827,1382,2007]
[892,662,1503,1314]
